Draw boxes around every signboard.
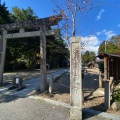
[16,78,19,84]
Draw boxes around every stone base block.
[70,106,82,120]
[111,101,120,111]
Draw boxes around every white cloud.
[96,29,116,40]
[81,35,100,55]
[96,9,105,21]
[118,24,120,28]
[96,32,101,36]
[102,29,116,39]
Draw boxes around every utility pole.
[105,40,106,53]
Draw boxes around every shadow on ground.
[0,82,38,104]
[35,71,108,120]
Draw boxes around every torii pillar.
[0,30,7,86]
[40,25,47,92]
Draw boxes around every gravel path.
[0,97,69,120]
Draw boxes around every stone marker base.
[111,101,120,111]
[9,86,17,90]
[16,86,25,91]
[9,86,25,91]
[70,106,82,120]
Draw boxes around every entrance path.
[3,69,64,84]
[0,97,69,120]
[0,68,68,97]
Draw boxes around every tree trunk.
[31,50,36,70]
[13,48,16,71]
[28,51,30,70]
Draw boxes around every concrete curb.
[29,95,120,120]
[29,96,70,109]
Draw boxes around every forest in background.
[0,3,69,71]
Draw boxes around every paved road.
[0,69,69,120]
[0,97,69,120]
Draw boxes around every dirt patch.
[36,73,70,103]
[35,71,120,116]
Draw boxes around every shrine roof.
[97,52,120,59]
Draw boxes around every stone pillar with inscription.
[70,37,82,120]
[104,80,110,109]
[40,25,47,92]
[0,30,7,86]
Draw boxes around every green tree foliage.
[98,40,118,54]
[5,7,39,70]
[83,51,90,64]
[5,39,27,70]
[4,6,68,71]
[0,3,12,24]
[46,35,69,68]
[98,37,120,73]
[113,89,120,103]
[98,41,105,54]
[111,35,120,53]
[12,6,37,22]
[82,51,96,65]
[89,51,96,61]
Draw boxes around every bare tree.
[51,0,103,46]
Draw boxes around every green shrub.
[113,89,120,103]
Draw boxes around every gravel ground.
[0,97,69,120]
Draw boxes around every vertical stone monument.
[70,37,82,120]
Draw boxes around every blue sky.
[2,0,120,54]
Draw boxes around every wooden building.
[97,53,120,85]
[87,62,95,69]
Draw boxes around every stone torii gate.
[0,14,62,91]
